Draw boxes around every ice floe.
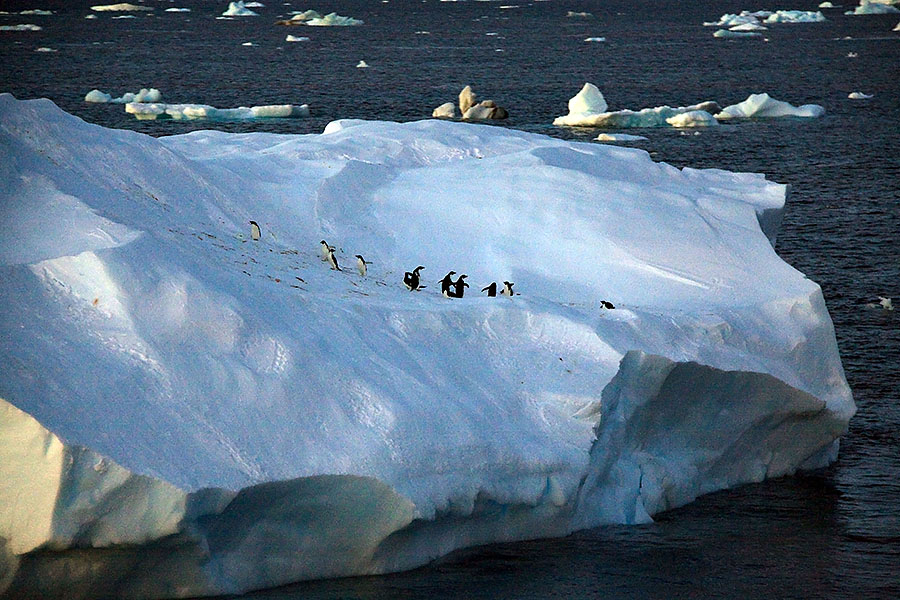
[845,0,900,13]
[848,91,873,99]
[35,46,57,52]
[714,28,764,37]
[285,34,309,41]
[165,8,191,12]
[306,12,363,25]
[716,93,825,119]
[584,36,606,42]
[666,110,720,127]
[124,101,310,120]
[595,133,649,142]
[90,3,153,11]
[222,1,258,16]
[84,88,162,104]
[0,24,42,31]
[356,60,369,68]
[764,10,827,22]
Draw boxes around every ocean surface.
[2,0,898,597]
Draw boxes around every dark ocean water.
[2,0,898,598]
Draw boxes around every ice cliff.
[0,94,854,599]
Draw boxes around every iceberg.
[0,94,854,599]
[124,101,310,120]
[845,0,900,13]
[714,28,763,37]
[716,93,825,119]
[704,12,765,27]
[165,8,191,12]
[222,1,258,17]
[554,84,721,128]
[763,10,827,22]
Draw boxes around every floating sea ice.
[165,8,191,12]
[84,88,162,103]
[819,1,838,7]
[553,82,608,126]
[35,47,58,52]
[714,29,763,37]
[285,34,309,41]
[567,11,592,17]
[584,37,606,42]
[125,101,310,121]
[242,42,256,46]
[847,51,858,57]
[848,92,873,99]
[222,1,259,16]
[19,9,54,15]
[704,12,763,27]
[715,93,825,119]
[0,24,42,30]
[764,10,827,22]
[85,14,97,19]
[244,1,265,6]
[432,102,459,118]
[90,3,153,11]
[596,133,648,142]
[845,0,900,14]
[112,15,136,18]
[356,60,369,68]
[665,110,719,127]
[730,22,767,31]
[306,12,363,25]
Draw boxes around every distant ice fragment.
[165,8,191,12]
[730,22,767,31]
[306,12,362,25]
[595,133,648,142]
[90,3,153,11]
[584,37,606,42]
[35,47,58,52]
[85,88,162,104]
[819,1,837,6]
[554,83,608,126]
[567,11,592,17]
[764,10,827,22]
[848,91,873,99]
[125,101,310,121]
[845,0,900,13]
[714,28,763,37]
[222,1,259,16]
[716,93,824,119]
[0,24,42,30]
[666,110,719,127]
[285,34,309,41]
[356,60,369,68]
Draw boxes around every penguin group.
[248,222,617,308]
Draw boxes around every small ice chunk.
[0,24,42,31]
[125,101,309,121]
[567,11,592,17]
[20,9,54,15]
[596,133,648,142]
[356,60,369,68]
[90,3,154,11]
[847,51,858,57]
[845,0,900,14]
[763,10,827,23]
[716,93,825,119]
[241,42,255,46]
[818,1,837,7]
[285,34,309,41]
[666,110,719,127]
[35,47,58,52]
[714,28,763,37]
[432,102,459,119]
[730,22,767,31]
[306,12,362,25]
[165,8,191,12]
[584,37,606,42]
[556,83,608,125]
[85,14,98,19]
[848,92,873,99]
[222,1,259,16]
[85,89,112,103]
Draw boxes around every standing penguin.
[404,266,425,290]
[326,246,340,271]
[249,220,261,241]
[355,255,370,277]
[481,282,497,297]
[450,274,469,298]
[320,240,335,261]
[500,281,515,297]
[439,271,457,297]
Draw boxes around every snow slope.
[0,94,854,599]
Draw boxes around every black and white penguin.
[320,240,335,262]
[601,300,616,309]
[500,281,515,297]
[404,266,425,290]
[355,255,370,277]
[449,274,469,298]
[481,282,497,297]
[249,220,261,241]
[439,271,457,297]
[326,246,340,271]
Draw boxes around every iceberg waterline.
[0,95,853,598]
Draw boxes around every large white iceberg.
[716,93,825,119]
[124,101,310,120]
[554,84,720,128]
[0,94,853,599]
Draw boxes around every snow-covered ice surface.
[716,93,825,119]
[0,94,854,599]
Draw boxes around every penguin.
[320,240,335,261]
[403,266,425,290]
[326,246,340,271]
[249,220,261,241]
[481,282,497,297]
[439,271,457,297]
[449,274,469,298]
[500,281,515,297]
[601,300,616,309]
[355,255,370,277]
